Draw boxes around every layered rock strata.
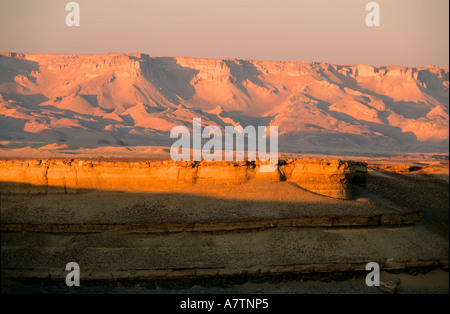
[0,158,367,199]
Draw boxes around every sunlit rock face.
[0,52,448,156]
[0,158,366,199]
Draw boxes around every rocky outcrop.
[281,159,367,199]
[0,158,367,199]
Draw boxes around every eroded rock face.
[1,52,448,155]
[0,158,367,199]
[283,159,367,199]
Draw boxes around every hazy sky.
[0,0,448,67]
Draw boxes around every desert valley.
[0,52,448,294]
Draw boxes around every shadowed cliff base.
[0,182,421,232]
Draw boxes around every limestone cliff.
[0,158,367,199]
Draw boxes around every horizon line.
[1,51,448,69]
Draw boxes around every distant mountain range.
[0,52,448,156]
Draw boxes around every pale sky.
[0,0,448,67]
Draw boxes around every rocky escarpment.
[1,52,448,155]
[0,158,367,199]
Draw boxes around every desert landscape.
[1,157,448,294]
[0,51,448,294]
[0,52,448,158]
